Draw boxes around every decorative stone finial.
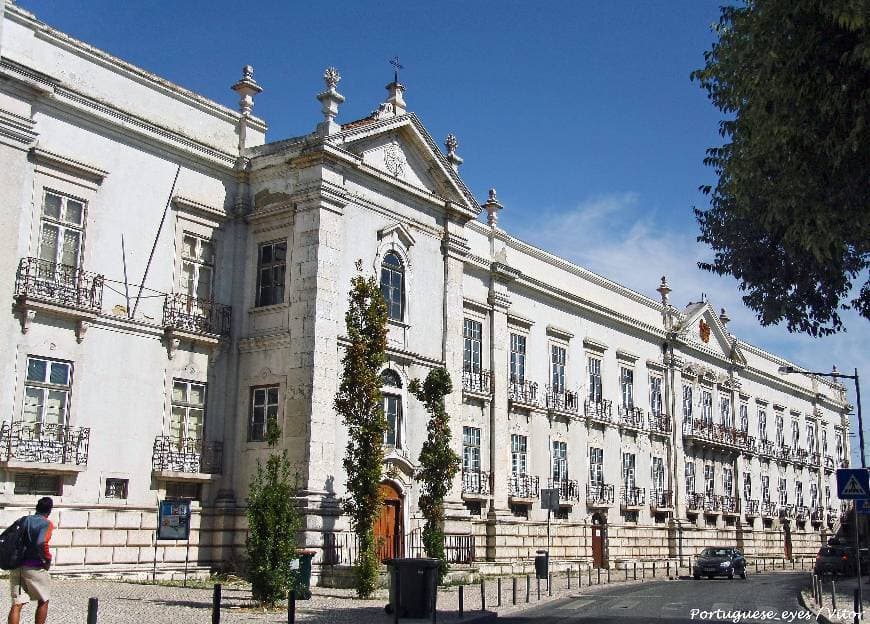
[482,188,503,227]
[231,65,263,116]
[445,134,463,172]
[316,66,345,136]
[656,276,671,306]
[719,307,730,327]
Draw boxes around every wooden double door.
[374,482,404,561]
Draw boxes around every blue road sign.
[857,499,870,515]
[837,468,870,499]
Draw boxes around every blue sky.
[17,0,868,461]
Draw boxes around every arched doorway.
[591,513,608,568]
[375,482,404,561]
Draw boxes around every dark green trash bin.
[290,549,316,600]
[385,557,439,618]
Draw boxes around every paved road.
[500,573,811,623]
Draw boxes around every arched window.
[380,251,404,321]
[380,369,403,448]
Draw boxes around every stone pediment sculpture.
[674,300,747,367]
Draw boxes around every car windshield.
[700,548,731,557]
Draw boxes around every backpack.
[0,517,30,571]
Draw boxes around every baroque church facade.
[0,1,851,578]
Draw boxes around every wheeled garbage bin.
[289,549,316,599]
[535,550,549,579]
[385,557,439,618]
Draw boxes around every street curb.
[799,588,832,624]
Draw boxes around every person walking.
[8,497,54,624]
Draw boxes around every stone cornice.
[172,195,229,224]
[6,4,265,131]
[30,146,108,183]
[0,107,38,148]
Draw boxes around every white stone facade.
[0,2,851,578]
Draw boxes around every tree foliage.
[246,440,301,607]
[334,274,389,597]
[409,368,460,582]
[692,0,870,336]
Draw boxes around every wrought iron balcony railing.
[163,293,231,336]
[584,399,613,423]
[508,473,539,499]
[618,406,646,430]
[548,478,580,502]
[809,452,821,466]
[686,492,705,512]
[761,500,778,517]
[648,412,671,435]
[15,257,104,313]
[703,494,722,512]
[546,387,580,415]
[823,455,835,471]
[509,380,539,406]
[721,495,739,514]
[462,469,490,496]
[0,421,90,466]
[743,499,760,516]
[779,504,795,519]
[151,435,222,474]
[586,483,615,505]
[795,505,809,521]
[795,449,809,464]
[810,507,825,523]
[462,369,492,395]
[759,440,776,456]
[650,489,673,509]
[620,486,645,507]
[778,445,792,461]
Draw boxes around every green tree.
[246,417,301,607]
[334,274,389,597]
[409,368,460,581]
[692,0,869,336]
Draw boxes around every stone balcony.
[545,387,580,417]
[508,379,540,409]
[0,420,90,473]
[584,399,613,426]
[617,406,647,432]
[686,492,705,514]
[462,369,492,399]
[648,412,672,436]
[743,499,760,517]
[507,473,539,502]
[586,483,615,508]
[548,478,581,504]
[721,495,739,516]
[620,486,645,510]
[649,489,674,511]
[461,469,490,499]
[151,435,222,481]
[682,419,752,453]
[761,500,778,519]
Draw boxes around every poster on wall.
[157,499,191,540]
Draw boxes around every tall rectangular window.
[683,386,693,422]
[170,380,205,445]
[810,483,818,508]
[825,485,831,507]
[249,386,279,442]
[587,357,602,403]
[836,432,844,460]
[462,426,481,474]
[511,434,527,475]
[685,461,695,495]
[39,190,85,269]
[589,447,604,485]
[758,409,768,441]
[720,396,733,428]
[180,234,214,301]
[723,467,733,496]
[739,403,749,432]
[807,425,816,453]
[775,414,784,446]
[823,429,829,454]
[463,319,482,373]
[551,345,566,393]
[552,441,567,483]
[622,453,636,490]
[255,241,287,307]
[509,333,526,383]
[761,475,770,502]
[791,420,800,449]
[701,390,713,425]
[649,377,663,416]
[704,464,715,495]
[795,481,803,507]
[23,357,72,427]
[651,457,664,492]
[778,478,788,505]
[620,367,634,409]
[383,394,401,448]
[743,473,752,500]
[380,252,404,320]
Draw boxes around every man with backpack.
[7,497,54,624]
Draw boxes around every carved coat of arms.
[384,141,406,178]
[699,319,711,343]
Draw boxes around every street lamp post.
[778,365,864,468]
[780,364,864,619]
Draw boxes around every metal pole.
[183,538,190,588]
[832,579,837,612]
[548,573,552,596]
[212,584,221,624]
[287,590,296,624]
[459,584,464,618]
[480,579,486,611]
[432,571,438,624]
[855,369,865,468]
[497,577,501,607]
[394,571,400,624]
[87,598,98,624]
[854,588,860,624]
[537,576,541,600]
[854,504,863,619]
[512,576,517,605]
[567,566,571,589]
[526,575,530,603]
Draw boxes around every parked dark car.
[814,546,857,577]
[693,547,748,580]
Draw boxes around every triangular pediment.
[330,114,479,217]
[676,302,747,367]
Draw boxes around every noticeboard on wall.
[157,499,191,541]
